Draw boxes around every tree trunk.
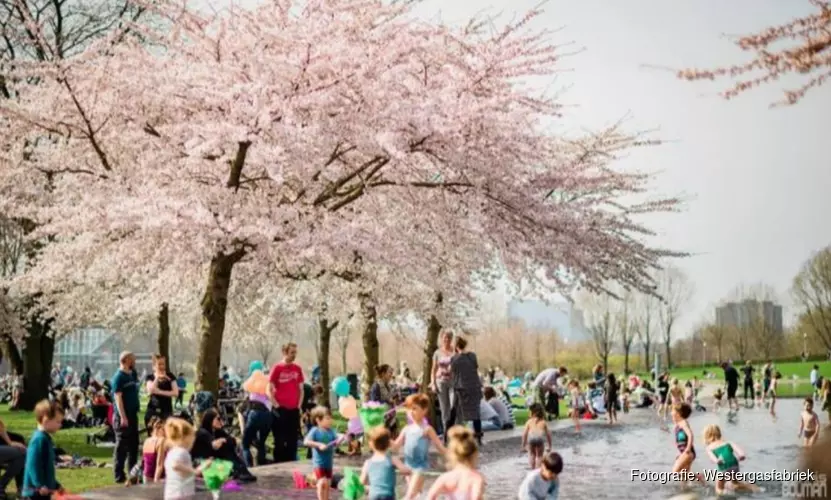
[623,346,630,375]
[359,291,378,400]
[341,346,347,375]
[643,343,651,371]
[17,318,54,411]
[317,316,337,408]
[158,302,170,362]
[419,291,443,392]
[195,249,244,396]
[1,335,23,375]
[664,339,672,369]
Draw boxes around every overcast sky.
[406,0,828,334]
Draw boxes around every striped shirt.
[499,393,516,426]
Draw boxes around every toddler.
[361,426,410,500]
[426,426,485,500]
[395,393,446,499]
[521,403,552,469]
[22,400,64,500]
[712,388,723,412]
[518,451,563,500]
[164,417,210,499]
[567,380,583,432]
[683,380,693,405]
[303,406,338,500]
[703,424,759,495]
[799,398,821,447]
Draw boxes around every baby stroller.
[86,403,115,445]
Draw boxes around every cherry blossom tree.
[678,0,831,106]
[1,0,684,396]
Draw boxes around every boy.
[22,400,64,500]
[518,451,563,499]
[303,406,338,500]
[799,397,821,447]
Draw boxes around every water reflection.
[482,400,810,499]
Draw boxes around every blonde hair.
[164,418,195,445]
[446,426,478,466]
[671,378,679,386]
[702,424,722,444]
[309,406,330,425]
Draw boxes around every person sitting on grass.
[21,400,65,500]
[0,416,26,500]
[191,409,256,483]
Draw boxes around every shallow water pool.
[482,400,820,499]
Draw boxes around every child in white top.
[163,418,211,499]
[518,451,562,500]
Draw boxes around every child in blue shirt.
[518,451,562,500]
[22,400,65,500]
[361,426,410,500]
[303,406,338,500]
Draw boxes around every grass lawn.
[638,360,831,398]
[0,399,551,493]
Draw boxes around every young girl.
[521,403,552,469]
[683,380,694,405]
[141,417,166,483]
[799,398,821,447]
[164,417,211,499]
[670,403,702,484]
[669,379,684,406]
[567,380,583,432]
[754,379,763,407]
[621,387,630,414]
[395,393,446,499]
[361,426,410,500]
[426,426,485,500]
[703,424,759,495]
[769,372,781,417]
[822,379,831,423]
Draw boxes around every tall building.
[715,300,783,333]
[506,299,589,341]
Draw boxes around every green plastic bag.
[202,459,233,494]
[341,467,365,500]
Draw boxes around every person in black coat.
[191,409,256,483]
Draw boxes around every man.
[762,360,773,404]
[533,367,567,419]
[721,361,740,412]
[267,343,304,463]
[741,361,755,406]
[0,417,25,500]
[111,351,140,484]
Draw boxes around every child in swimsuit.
[394,393,446,499]
[670,403,703,484]
[522,403,552,469]
[518,451,563,500]
[703,424,759,495]
[769,372,781,416]
[361,426,410,500]
[799,397,821,447]
[426,426,486,500]
[567,380,583,432]
[712,388,723,412]
[754,379,763,406]
[669,379,683,406]
[140,417,166,483]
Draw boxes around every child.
[303,406,338,500]
[305,471,344,491]
[142,417,166,483]
[683,380,693,405]
[621,387,630,414]
[657,374,670,421]
[175,373,186,408]
[164,417,210,499]
[822,378,831,423]
[360,426,410,500]
[521,403,552,469]
[754,379,763,407]
[669,378,683,406]
[670,403,702,484]
[517,451,563,500]
[22,400,64,500]
[567,380,583,432]
[799,398,821,447]
[605,374,619,424]
[769,372,781,416]
[703,424,759,495]
[712,388,723,412]
[426,426,485,500]
[395,393,446,499]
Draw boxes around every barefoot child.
[395,393,446,499]
[605,374,619,424]
[164,417,211,499]
[712,388,723,412]
[567,380,583,432]
[426,426,486,500]
[361,426,410,500]
[821,379,831,424]
[754,379,763,407]
[769,372,781,416]
[521,404,552,469]
[703,424,759,495]
[800,398,821,447]
[140,417,166,483]
[22,400,65,500]
[304,406,338,500]
[671,403,703,484]
[518,451,563,500]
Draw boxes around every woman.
[447,336,483,445]
[192,409,256,483]
[592,364,605,385]
[430,330,454,430]
[237,361,272,467]
[369,364,400,438]
[144,354,179,430]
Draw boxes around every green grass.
[0,398,550,493]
